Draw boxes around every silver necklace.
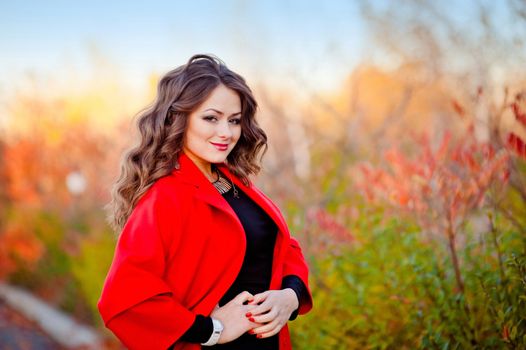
[212,168,239,198]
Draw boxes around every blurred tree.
[359,0,526,142]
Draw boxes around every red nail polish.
[245,312,252,317]
[249,317,255,322]
[257,335,262,339]
[248,330,254,335]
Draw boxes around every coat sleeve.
[282,236,313,315]
[98,188,195,350]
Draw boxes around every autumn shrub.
[289,101,526,348]
[0,101,119,326]
[291,216,429,349]
[289,198,525,350]
[3,206,114,324]
[416,215,526,349]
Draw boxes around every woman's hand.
[211,291,261,344]
[246,289,299,338]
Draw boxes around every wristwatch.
[201,318,224,346]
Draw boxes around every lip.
[210,142,229,151]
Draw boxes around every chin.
[206,154,230,164]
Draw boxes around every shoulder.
[152,173,195,195]
[122,174,195,245]
[134,173,196,214]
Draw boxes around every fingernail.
[249,317,255,322]
[245,312,252,317]
[248,330,254,335]
[257,335,262,338]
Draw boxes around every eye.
[229,118,241,125]
[203,115,218,122]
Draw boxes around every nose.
[216,120,233,139]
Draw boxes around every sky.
[1,0,523,130]
[0,0,366,97]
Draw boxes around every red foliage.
[0,118,116,280]
[3,139,46,207]
[0,226,44,279]
[502,325,510,342]
[356,129,510,236]
[306,207,355,242]
[451,99,466,117]
[506,92,526,159]
[511,101,526,126]
[507,133,526,159]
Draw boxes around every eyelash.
[203,116,241,125]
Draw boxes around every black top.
[174,182,309,349]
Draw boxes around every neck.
[182,151,215,182]
[195,162,215,182]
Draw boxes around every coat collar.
[172,153,237,222]
[172,152,289,235]
[172,152,216,188]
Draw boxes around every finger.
[250,319,281,335]
[249,291,270,305]
[249,295,281,316]
[251,309,277,323]
[243,303,260,318]
[247,319,263,328]
[255,327,282,339]
[247,301,272,317]
[233,291,254,305]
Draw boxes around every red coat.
[98,153,313,350]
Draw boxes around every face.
[183,84,242,176]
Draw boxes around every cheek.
[186,122,212,144]
[233,127,242,142]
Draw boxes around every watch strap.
[201,318,223,346]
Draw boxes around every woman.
[98,54,312,350]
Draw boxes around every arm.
[174,292,260,346]
[98,190,195,349]
[281,237,313,314]
[281,275,310,321]
[179,315,213,343]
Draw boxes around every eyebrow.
[203,108,242,117]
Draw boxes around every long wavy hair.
[108,54,267,232]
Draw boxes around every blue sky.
[0,0,365,95]
[1,0,522,107]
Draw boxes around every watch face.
[213,318,224,331]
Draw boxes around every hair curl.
[108,54,267,232]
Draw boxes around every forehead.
[196,85,241,112]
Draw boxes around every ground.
[0,299,64,350]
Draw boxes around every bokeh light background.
[1,1,526,349]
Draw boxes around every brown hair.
[108,54,267,232]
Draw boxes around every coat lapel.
[172,153,243,230]
[174,153,288,237]
[217,164,289,236]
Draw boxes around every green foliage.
[4,207,117,325]
[71,231,115,325]
[290,211,526,349]
[8,210,70,288]
[292,217,429,349]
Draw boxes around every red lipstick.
[210,142,229,151]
